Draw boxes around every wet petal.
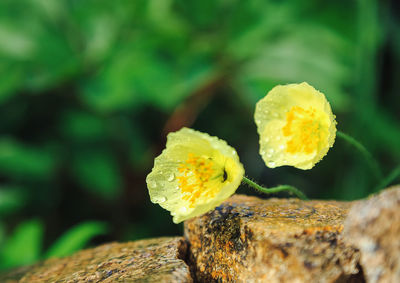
[254,82,336,169]
[146,128,244,223]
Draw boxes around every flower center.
[282,106,327,154]
[177,153,220,207]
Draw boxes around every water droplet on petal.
[279,145,285,150]
[153,196,167,203]
[148,180,157,189]
[267,161,276,167]
[179,207,188,213]
[167,173,175,182]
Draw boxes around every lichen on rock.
[185,194,362,282]
[0,237,192,283]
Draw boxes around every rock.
[343,185,400,283]
[7,187,400,283]
[0,237,192,283]
[185,194,362,283]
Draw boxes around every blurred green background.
[0,0,399,271]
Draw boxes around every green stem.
[374,165,400,192]
[242,176,308,200]
[337,131,383,181]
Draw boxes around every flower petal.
[254,82,337,169]
[146,128,244,223]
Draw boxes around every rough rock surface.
[185,194,362,283]
[343,186,400,283]
[6,187,400,283]
[0,237,192,283]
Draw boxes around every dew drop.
[279,145,285,150]
[268,148,274,154]
[148,180,157,189]
[267,153,272,158]
[179,207,188,213]
[153,196,167,203]
[267,161,276,167]
[260,150,266,156]
[167,173,175,182]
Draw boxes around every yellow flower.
[254,82,337,170]
[146,127,244,223]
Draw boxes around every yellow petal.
[254,82,337,170]
[146,127,244,223]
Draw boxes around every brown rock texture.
[0,237,192,283]
[343,186,400,283]
[185,194,362,283]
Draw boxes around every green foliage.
[0,220,43,269]
[45,221,108,258]
[71,150,122,199]
[0,139,56,180]
[0,220,107,270]
[0,0,399,271]
[60,111,106,142]
[0,223,6,251]
[0,187,25,216]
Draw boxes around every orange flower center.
[282,106,326,154]
[177,153,218,207]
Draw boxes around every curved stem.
[242,177,308,200]
[374,165,400,192]
[337,131,383,181]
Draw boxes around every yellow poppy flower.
[254,82,337,170]
[146,127,244,223]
